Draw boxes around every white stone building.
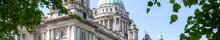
[15,0,138,40]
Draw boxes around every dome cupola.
[97,0,124,7]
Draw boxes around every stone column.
[67,26,70,40]
[119,18,121,31]
[124,22,126,33]
[77,27,80,40]
[103,20,105,26]
[46,30,50,40]
[50,28,54,40]
[122,21,124,33]
[93,34,96,40]
[114,18,116,31]
[124,23,126,33]
[71,25,76,40]
[98,20,101,24]
[114,17,116,24]
[107,19,110,29]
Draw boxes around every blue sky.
[41,0,207,40]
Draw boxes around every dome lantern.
[97,0,124,7]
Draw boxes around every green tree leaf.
[194,9,200,15]
[157,2,161,7]
[183,0,189,7]
[199,0,206,5]
[170,14,178,24]
[180,33,187,40]
[146,8,151,13]
[187,16,194,24]
[148,1,153,7]
[173,3,181,12]
[169,0,175,4]
[201,4,209,11]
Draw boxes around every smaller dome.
[157,33,163,40]
[97,0,124,7]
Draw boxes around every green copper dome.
[97,0,124,7]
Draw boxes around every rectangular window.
[102,9,104,13]
[81,0,84,6]
[80,30,86,40]
[38,35,42,40]
[83,12,87,19]
[60,30,64,38]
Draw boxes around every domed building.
[15,0,138,40]
[157,33,163,40]
[93,0,138,40]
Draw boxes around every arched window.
[102,8,105,13]
[106,8,109,12]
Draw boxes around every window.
[116,18,119,24]
[110,20,113,30]
[81,0,84,5]
[80,30,86,40]
[106,8,109,12]
[83,12,87,19]
[60,30,64,38]
[110,8,112,11]
[38,35,42,40]
[115,7,117,11]
[16,35,21,40]
[21,33,25,39]
[102,9,104,13]
[124,33,128,39]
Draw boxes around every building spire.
[143,31,151,40]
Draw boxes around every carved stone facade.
[16,0,138,40]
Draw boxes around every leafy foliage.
[146,8,151,13]
[0,0,75,40]
[148,1,153,7]
[173,3,181,12]
[146,0,161,13]
[169,0,175,4]
[146,0,220,40]
[157,2,161,7]
[170,14,178,24]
